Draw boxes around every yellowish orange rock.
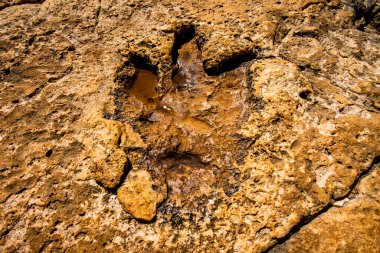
[82,112,145,189]
[117,170,167,221]
[1,0,380,252]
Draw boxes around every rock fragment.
[82,112,145,189]
[117,170,167,221]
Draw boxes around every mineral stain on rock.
[172,40,204,91]
[130,69,158,103]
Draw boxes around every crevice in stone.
[203,50,256,76]
[94,0,102,30]
[111,158,132,193]
[172,25,255,76]
[26,84,47,99]
[171,24,196,65]
[128,54,159,75]
[339,155,380,199]
[263,155,380,253]
[96,158,132,195]
[352,1,380,31]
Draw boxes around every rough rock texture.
[0,0,379,252]
[117,170,167,222]
[269,163,380,253]
[81,111,146,189]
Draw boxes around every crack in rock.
[264,155,380,253]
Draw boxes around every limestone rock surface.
[0,0,379,252]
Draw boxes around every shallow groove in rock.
[0,0,45,12]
